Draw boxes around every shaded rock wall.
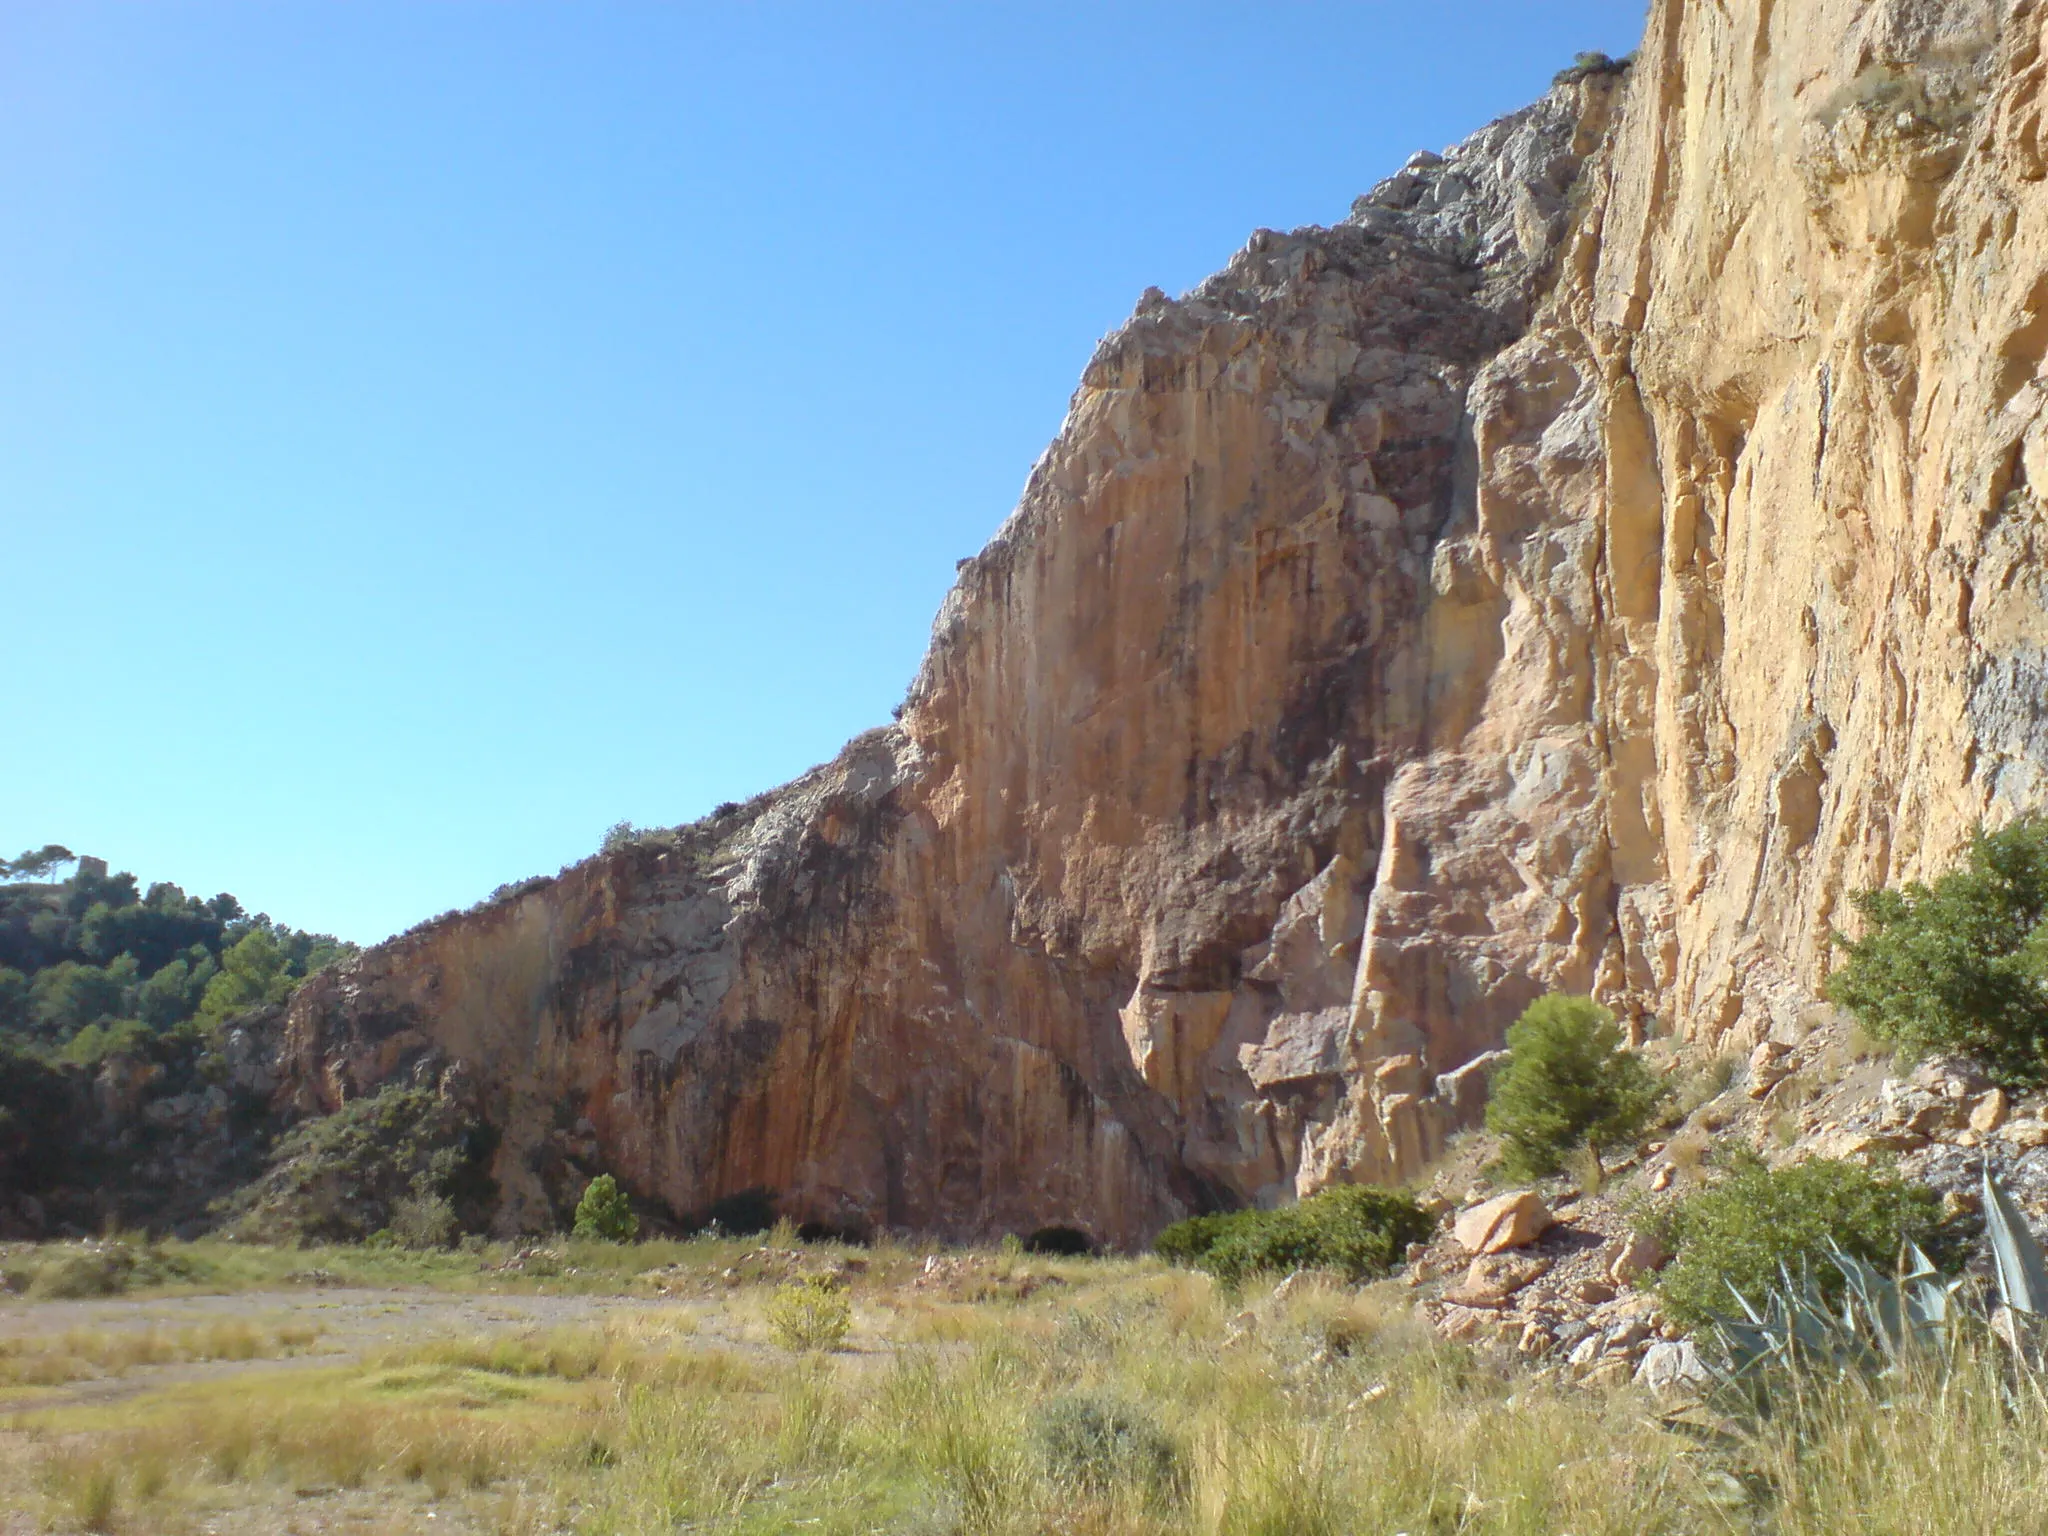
[284,0,2048,1243]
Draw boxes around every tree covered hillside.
[0,844,354,1067]
[0,845,362,1235]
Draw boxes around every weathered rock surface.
[1443,1252,1552,1307]
[1453,1190,1555,1254]
[281,0,2048,1242]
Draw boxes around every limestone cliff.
[282,0,2048,1245]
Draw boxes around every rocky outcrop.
[283,0,2048,1244]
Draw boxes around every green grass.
[0,1231,896,1298]
[4,1265,1729,1534]
[0,1317,321,1388]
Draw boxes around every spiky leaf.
[1983,1168,2048,1315]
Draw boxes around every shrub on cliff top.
[1485,994,1666,1180]
[1155,1185,1433,1286]
[1828,814,2048,1085]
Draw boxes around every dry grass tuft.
[0,1318,324,1388]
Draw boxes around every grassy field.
[0,1233,846,1301]
[7,1236,2048,1534]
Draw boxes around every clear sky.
[2,1,1647,944]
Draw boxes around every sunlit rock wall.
[285,0,2048,1242]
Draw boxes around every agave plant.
[1982,1167,2048,1317]
[1715,1169,2047,1386]
[1718,1242,1966,1380]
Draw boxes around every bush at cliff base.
[572,1174,639,1242]
[224,1079,498,1245]
[1484,993,1666,1180]
[1651,1150,1948,1328]
[1828,812,2048,1086]
[1154,1185,1434,1286]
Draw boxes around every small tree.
[573,1173,639,1242]
[1829,814,2048,1085]
[195,928,296,1028]
[1485,994,1665,1179]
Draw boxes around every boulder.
[1747,1040,1793,1099]
[1607,1230,1667,1285]
[1971,1089,2011,1134]
[1913,1057,1990,1098]
[1452,1190,1553,1254]
[1635,1339,1712,1394]
[1442,1253,1552,1307]
[1812,1128,1926,1159]
[2003,1120,2048,1150]
[1435,1305,1489,1342]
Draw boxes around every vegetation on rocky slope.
[1829,813,2048,1086]
[223,1076,500,1246]
[0,847,352,1056]
[0,847,354,1238]
[1649,1151,1949,1327]
[1484,994,1667,1179]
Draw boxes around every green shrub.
[26,1249,136,1300]
[1553,49,1633,86]
[18,1241,205,1299]
[572,1174,638,1242]
[764,1275,852,1352]
[1033,1392,1183,1502]
[1153,1212,1237,1268]
[56,1018,153,1067]
[1653,1151,1947,1327]
[1153,1185,1433,1287]
[390,1190,458,1249]
[223,1078,498,1244]
[1484,994,1666,1179]
[1829,814,2048,1084]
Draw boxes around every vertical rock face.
[285,0,2048,1243]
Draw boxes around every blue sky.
[2,2,1647,943]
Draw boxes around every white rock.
[1634,1339,1712,1393]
